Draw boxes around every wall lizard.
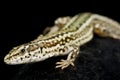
[4,13,120,69]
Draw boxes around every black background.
[1,0,120,80]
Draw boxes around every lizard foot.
[55,59,74,70]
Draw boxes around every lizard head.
[4,44,31,65]
[4,42,50,65]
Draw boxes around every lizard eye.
[21,49,25,53]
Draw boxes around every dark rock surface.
[12,36,120,80]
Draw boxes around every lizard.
[4,13,120,69]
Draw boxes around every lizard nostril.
[20,57,23,60]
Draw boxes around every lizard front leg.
[35,16,71,41]
[43,16,71,35]
[56,45,80,70]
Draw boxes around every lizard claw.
[55,59,74,70]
